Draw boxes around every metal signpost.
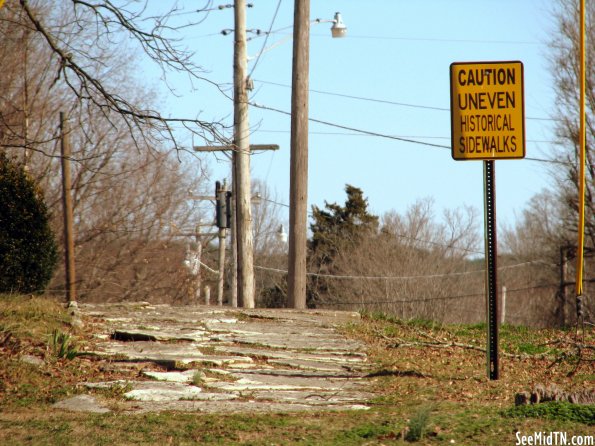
[450,61,525,380]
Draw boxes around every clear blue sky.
[144,0,559,228]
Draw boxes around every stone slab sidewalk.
[56,302,374,414]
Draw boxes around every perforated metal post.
[484,160,499,380]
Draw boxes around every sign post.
[450,61,525,380]
[483,159,498,379]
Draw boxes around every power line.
[256,79,447,112]
[328,283,559,306]
[330,292,485,305]
[248,0,282,78]
[253,79,556,122]
[255,260,548,281]
[250,101,569,166]
[250,101,568,165]
[250,102,451,149]
[328,282,559,306]
[310,33,542,46]
[254,129,556,145]
[241,24,542,46]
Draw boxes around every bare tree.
[550,0,595,250]
[1,1,217,303]
[12,0,229,149]
[318,198,483,322]
[251,179,285,256]
[250,179,287,307]
[492,0,595,325]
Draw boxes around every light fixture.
[330,12,347,38]
[276,225,288,244]
[251,191,262,205]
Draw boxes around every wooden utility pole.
[288,0,310,309]
[194,145,278,308]
[194,233,202,301]
[218,227,226,306]
[230,187,238,307]
[216,180,229,306]
[59,112,76,305]
[233,0,255,308]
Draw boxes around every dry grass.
[0,295,593,445]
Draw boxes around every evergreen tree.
[0,153,58,294]
[308,184,378,307]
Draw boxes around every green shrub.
[503,402,595,425]
[0,153,58,293]
[49,329,78,360]
[405,406,432,442]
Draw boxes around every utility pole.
[194,233,202,301]
[230,163,239,307]
[233,0,255,308]
[215,180,231,306]
[218,227,227,306]
[59,112,78,314]
[288,0,310,309]
[195,144,279,308]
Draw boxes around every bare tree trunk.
[60,112,76,305]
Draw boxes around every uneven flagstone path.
[61,302,374,414]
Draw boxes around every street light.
[330,12,347,38]
[288,6,347,309]
[276,225,288,244]
[315,12,347,38]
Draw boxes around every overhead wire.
[244,24,542,46]
[254,259,551,281]
[311,33,542,46]
[249,101,569,166]
[249,102,451,149]
[327,282,559,306]
[254,129,556,145]
[248,0,282,78]
[253,79,556,122]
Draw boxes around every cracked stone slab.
[123,382,204,402]
[217,366,364,379]
[111,328,209,342]
[53,394,110,414]
[266,358,362,373]
[205,372,366,392]
[92,340,207,364]
[84,380,130,390]
[116,381,240,403]
[78,303,375,413]
[20,354,44,367]
[206,320,367,351]
[142,370,198,383]
[120,400,368,414]
[214,346,367,365]
[85,379,238,403]
[252,389,372,406]
[91,340,257,368]
[238,309,361,326]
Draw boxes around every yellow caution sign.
[450,61,525,160]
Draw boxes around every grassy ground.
[0,295,593,445]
